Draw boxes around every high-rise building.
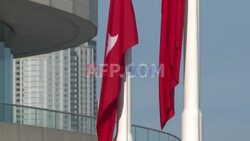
[13,41,97,130]
[0,25,13,122]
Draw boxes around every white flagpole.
[116,49,133,141]
[182,0,202,140]
[127,49,133,141]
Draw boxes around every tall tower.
[13,55,48,126]
[13,41,98,130]
[0,23,13,122]
[75,41,98,132]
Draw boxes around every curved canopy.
[0,0,97,58]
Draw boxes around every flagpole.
[182,0,202,140]
[116,49,133,141]
[127,49,133,141]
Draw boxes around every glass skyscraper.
[0,22,13,122]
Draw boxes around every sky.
[97,0,250,140]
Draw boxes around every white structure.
[115,50,133,141]
[182,0,203,140]
[13,41,98,130]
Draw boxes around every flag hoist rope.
[182,0,202,140]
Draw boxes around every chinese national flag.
[96,0,138,140]
[159,0,185,129]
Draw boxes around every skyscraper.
[0,25,13,122]
[13,41,97,130]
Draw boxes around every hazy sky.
[97,0,250,140]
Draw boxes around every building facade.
[13,41,97,131]
[0,0,99,140]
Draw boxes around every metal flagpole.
[116,49,133,141]
[182,0,202,140]
[127,49,133,141]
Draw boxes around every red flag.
[96,0,138,140]
[159,0,185,129]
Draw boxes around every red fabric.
[96,0,138,140]
[159,0,185,129]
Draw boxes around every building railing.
[0,102,180,141]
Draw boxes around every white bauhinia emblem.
[106,33,118,56]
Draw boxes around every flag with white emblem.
[96,0,138,140]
